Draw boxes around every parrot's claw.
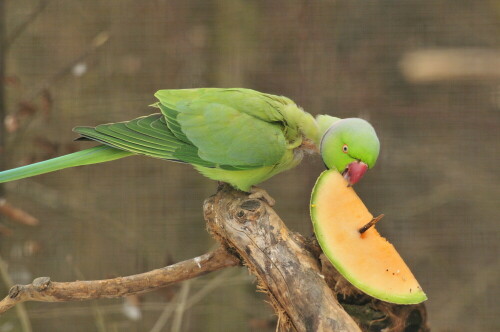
[248,186,275,206]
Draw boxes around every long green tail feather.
[0,145,133,183]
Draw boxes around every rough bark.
[0,247,239,313]
[204,185,429,332]
[0,185,429,331]
[204,185,362,332]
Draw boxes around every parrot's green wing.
[154,88,294,167]
[74,114,214,168]
[176,101,286,166]
[0,88,326,189]
[155,88,291,123]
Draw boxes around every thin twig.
[149,268,237,332]
[0,223,13,236]
[25,31,110,101]
[68,259,107,332]
[359,214,384,234]
[0,199,39,226]
[149,248,237,332]
[170,281,191,332]
[184,269,235,309]
[0,247,239,314]
[0,255,33,332]
[148,297,177,332]
[3,0,51,51]
[5,31,111,148]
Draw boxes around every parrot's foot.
[248,186,275,206]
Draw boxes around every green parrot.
[0,88,379,200]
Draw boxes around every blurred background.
[0,1,499,331]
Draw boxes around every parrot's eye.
[342,144,348,153]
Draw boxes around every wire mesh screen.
[0,1,499,331]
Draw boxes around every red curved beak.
[343,161,368,186]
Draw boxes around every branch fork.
[0,247,239,314]
[0,186,428,332]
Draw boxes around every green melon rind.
[310,170,427,305]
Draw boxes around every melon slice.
[310,170,427,304]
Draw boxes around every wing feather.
[154,88,291,167]
[73,114,214,167]
[177,101,286,166]
[157,104,190,143]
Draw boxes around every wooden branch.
[4,31,111,148]
[0,223,12,236]
[204,185,429,332]
[24,31,111,102]
[0,186,428,331]
[204,186,362,332]
[0,198,39,226]
[0,247,239,314]
[3,0,51,51]
[0,255,33,332]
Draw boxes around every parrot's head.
[320,118,380,186]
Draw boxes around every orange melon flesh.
[310,170,427,304]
